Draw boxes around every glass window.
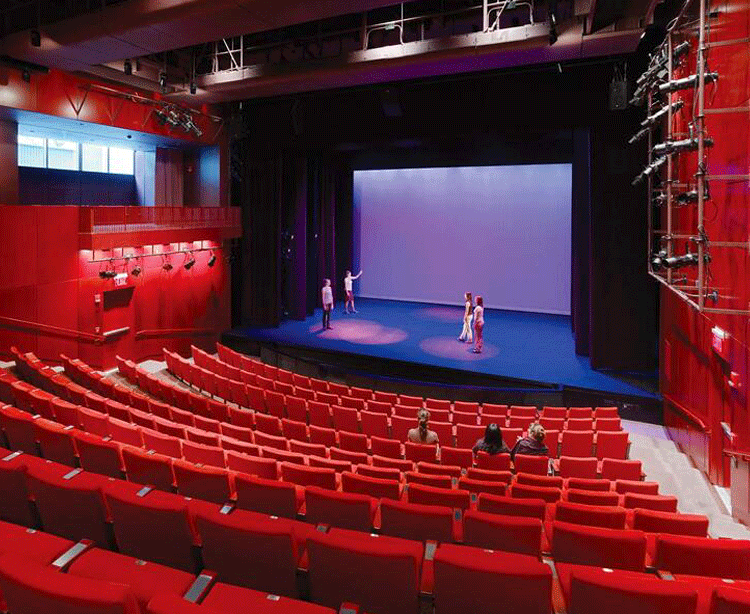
[47,139,79,171]
[82,143,108,173]
[108,147,134,175]
[18,135,46,168]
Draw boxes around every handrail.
[135,328,216,340]
[0,316,103,343]
[662,393,709,431]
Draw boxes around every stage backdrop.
[353,164,572,314]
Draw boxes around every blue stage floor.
[232,298,658,399]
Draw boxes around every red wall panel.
[0,206,232,369]
[660,0,750,485]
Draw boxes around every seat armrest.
[51,540,94,571]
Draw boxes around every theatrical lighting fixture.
[632,156,667,185]
[548,13,558,45]
[651,250,705,271]
[180,113,202,137]
[207,251,217,267]
[131,264,141,276]
[658,72,718,94]
[124,60,132,76]
[162,262,173,271]
[652,136,713,157]
[21,69,30,83]
[99,269,117,279]
[184,253,196,270]
[159,71,167,91]
[630,42,691,105]
[190,81,197,95]
[628,127,651,145]
[30,30,41,47]
[642,100,684,128]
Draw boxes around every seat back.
[26,466,111,548]
[476,451,511,471]
[360,411,389,438]
[513,454,549,476]
[369,436,401,458]
[196,509,299,597]
[407,482,471,510]
[463,510,543,557]
[551,520,646,571]
[104,487,197,573]
[307,528,423,614]
[73,432,122,479]
[379,498,454,543]
[455,423,485,448]
[439,446,473,468]
[0,553,139,614]
[632,509,709,537]
[654,534,750,579]
[433,544,551,614]
[601,459,642,481]
[510,483,561,503]
[710,585,750,614]
[566,488,620,507]
[457,477,507,498]
[622,492,678,513]
[173,460,232,505]
[121,447,174,492]
[567,566,697,614]
[225,451,278,480]
[341,471,401,501]
[0,454,35,527]
[234,473,298,518]
[560,430,594,457]
[514,472,563,488]
[305,486,374,532]
[34,419,78,466]
[554,501,627,530]
[405,471,452,489]
[280,462,337,490]
[596,431,629,460]
[477,493,546,520]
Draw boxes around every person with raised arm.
[344,269,363,314]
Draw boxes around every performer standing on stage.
[472,295,484,353]
[344,270,363,314]
[321,279,334,330]
[458,292,474,343]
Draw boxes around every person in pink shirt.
[472,295,484,354]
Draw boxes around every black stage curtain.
[235,148,352,327]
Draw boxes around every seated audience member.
[510,422,549,460]
[407,409,439,445]
[473,423,510,456]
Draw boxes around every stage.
[224,298,658,403]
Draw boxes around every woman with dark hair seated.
[510,422,549,460]
[472,423,510,456]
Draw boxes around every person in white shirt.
[458,292,474,343]
[472,295,484,354]
[344,270,362,314]
[321,279,334,330]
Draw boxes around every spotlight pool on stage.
[227,298,658,399]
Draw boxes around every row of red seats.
[160,352,632,459]
[2,447,749,614]
[183,347,622,430]
[213,343,619,421]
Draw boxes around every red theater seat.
[514,472,563,488]
[710,584,750,614]
[0,553,140,614]
[405,470,452,489]
[121,447,175,492]
[307,528,423,614]
[553,501,627,530]
[0,452,36,527]
[622,492,678,513]
[596,431,630,460]
[304,486,376,532]
[551,520,646,571]
[558,456,598,479]
[201,582,337,614]
[26,465,112,548]
[440,446,473,468]
[433,543,552,614]
[196,508,302,597]
[565,488,620,506]
[104,486,199,573]
[341,471,402,501]
[418,461,462,478]
[331,405,360,433]
[370,436,402,458]
[466,467,513,483]
[654,534,750,579]
[390,415,415,441]
[0,404,38,454]
[566,565,697,614]
[379,498,456,543]
[566,476,612,491]
[458,476,507,497]
[463,510,543,557]
[560,430,594,458]
[234,473,299,518]
[360,411,389,438]
[476,451,511,471]
[615,479,659,495]
[478,493,547,520]
[34,419,78,467]
[142,429,182,459]
[225,451,278,480]
[182,441,226,468]
[601,458,643,481]
[632,508,709,537]
[510,483,561,504]
[280,462,336,490]
[454,401,479,414]
[172,460,232,505]
[73,432,123,479]
[407,482,471,510]
[356,463,400,480]
[338,431,368,454]
[67,547,195,611]
[308,455,351,473]
[455,423,484,448]
[513,454,549,476]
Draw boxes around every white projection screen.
[353,164,573,314]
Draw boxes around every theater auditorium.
[0,0,749,612]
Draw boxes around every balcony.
[78,206,241,250]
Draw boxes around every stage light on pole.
[184,252,196,270]
[190,81,197,95]
[124,59,132,75]
[159,71,167,91]
[548,13,558,45]
[131,264,141,276]
[207,251,217,267]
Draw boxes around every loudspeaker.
[609,79,629,110]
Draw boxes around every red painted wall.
[0,206,231,369]
[660,0,750,485]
